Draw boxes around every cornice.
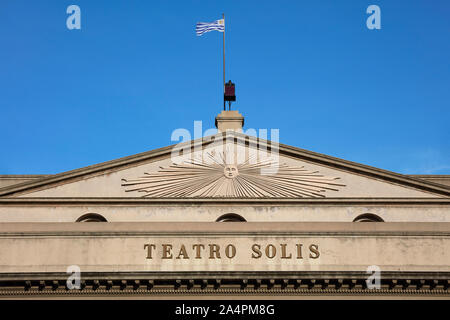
[0,273,448,297]
[0,222,449,237]
[0,197,449,206]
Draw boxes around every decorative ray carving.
[121,151,345,198]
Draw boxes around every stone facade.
[0,112,449,298]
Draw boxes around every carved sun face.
[223,164,238,179]
[121,151,345,198]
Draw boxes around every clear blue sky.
[0,0,449,175]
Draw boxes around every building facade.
[0,111,449,298]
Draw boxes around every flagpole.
[222,13,226,111]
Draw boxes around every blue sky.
[0,0,449,175]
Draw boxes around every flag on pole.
[196,19,225,36]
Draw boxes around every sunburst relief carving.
[121,151,345,198]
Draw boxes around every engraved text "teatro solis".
[143,243,320,260]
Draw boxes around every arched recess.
[76,213,108,222]
[216,213,247,222]
[353,213,384,222]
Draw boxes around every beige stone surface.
[0,200,449,222]
[0,222,448,273]
[215,110,244,132]
[0,175,50,189]
[409,175,450,187]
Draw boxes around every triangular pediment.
[0,132,448,199]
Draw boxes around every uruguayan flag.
[196,19,225,36]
